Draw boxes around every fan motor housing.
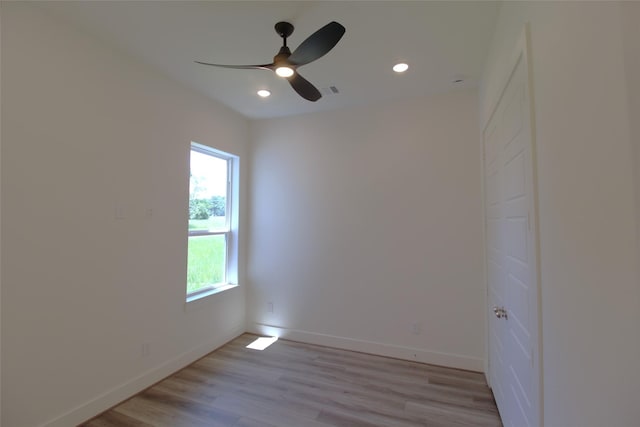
[274,46,292,64]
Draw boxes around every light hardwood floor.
[81,334,502,427]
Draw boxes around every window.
[187,142,238,301]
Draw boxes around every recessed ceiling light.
[257,89,271,98]
[393,63,409,73]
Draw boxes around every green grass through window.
[188,216,227,231]
[187,234,225,294]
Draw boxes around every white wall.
[0,3,3,425]
[481,2,640,426]
[1,3,249,426]
[621,12,640,422]
[621,2,640,288]
[248,90,485,370]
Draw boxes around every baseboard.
[249,322,484,372]
[42,325,245,427]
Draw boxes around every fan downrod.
[275,22,294,39]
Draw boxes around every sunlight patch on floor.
[246,336,278,350]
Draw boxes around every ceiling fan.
[196,21,345,102]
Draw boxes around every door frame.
[480,24,543,426]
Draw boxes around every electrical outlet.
[115,204,126,220]
[411,322,422,335]
[267,301,274,313]
[141,343,150,358]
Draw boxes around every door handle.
[493,306,508,319]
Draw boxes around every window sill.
[185,283,238,311]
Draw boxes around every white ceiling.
[37,1,500,119]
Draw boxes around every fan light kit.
[275,66,295,78]
[196,21,345,102]
[393,63,409,73]
[257,89,271,98]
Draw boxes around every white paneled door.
[483,31,541,427]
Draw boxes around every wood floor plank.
[317,408,385,427]
[80,410,153,427]
[113,397,214,427]
[209,392,331,427]
[80,334,502,427]
[405,401,502,427]
[234,417,278,427]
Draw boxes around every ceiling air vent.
[321,86,340,95]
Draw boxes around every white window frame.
[186,142,239,303]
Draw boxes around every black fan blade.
[288,21,345,66]
[288,72,322,102]
[195,61,274,71]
